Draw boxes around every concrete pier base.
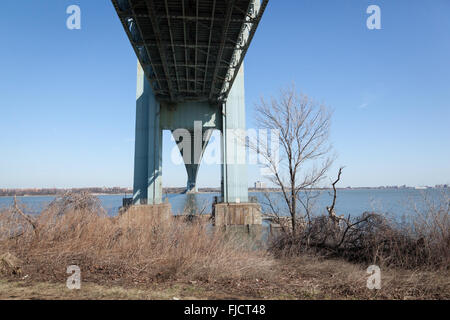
[120,203,172,224]
[269,223,283,241]
[221,224,263,241]
[213,203,262,226]
[212,203,262,238]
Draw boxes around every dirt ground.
[1,255,448,300]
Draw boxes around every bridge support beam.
[133,62,163,205]
[183,128,213,193]
[166,103,218,194]
[221,65,248,203]
[214,64,262,234]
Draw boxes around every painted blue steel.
[111,0,268,103]
[133,61,249,204]
[133,63,150,204]
[182,128,213,193]
[118,0,268,204]
[221,64,248,203]
[160,102,219,131]
[133,63,162,205]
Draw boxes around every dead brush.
[0,192,273,284]
[270,190,450,271]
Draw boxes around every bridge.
[111,0,268,226]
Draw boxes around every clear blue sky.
[0,0,449,189]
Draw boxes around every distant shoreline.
[0,186,446,198]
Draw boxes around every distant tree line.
[0,187,132,197]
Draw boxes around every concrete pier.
[121,203,172,223]
[212,202,262,237]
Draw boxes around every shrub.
[270,191,450,270]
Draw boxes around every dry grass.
[270,190,450,271]
[0,278,221,300]
[1,255,448,300]
[0,192,273,285]
[0,192,448,300]
[267,255,450,300]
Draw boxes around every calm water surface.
[0,189,445,220]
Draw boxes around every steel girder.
[111,0,269,103]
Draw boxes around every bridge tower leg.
[132,62,150,205]
[130,63,170,219]
[214,64,262,235]
[221,65,248,203]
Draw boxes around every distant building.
[254,181,266,189]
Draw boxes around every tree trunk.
[291,190,296,236]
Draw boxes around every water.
[0,188,446,219]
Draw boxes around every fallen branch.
[326,167,345,224]
[13,195,38,231]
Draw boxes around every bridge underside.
[111,0,268,205]
[112,0,267,103]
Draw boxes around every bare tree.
[252,84,334,236]
[326,167,345,225]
